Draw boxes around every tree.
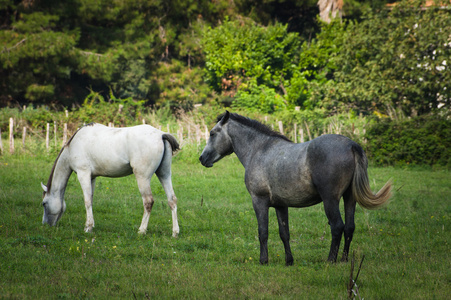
[0,0,236,107]
[0,7,78,106]
[202,19,305,112]
[308,0,450,116]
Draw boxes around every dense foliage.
[309,0,451,116]
[202,19,302,112]
[0,0,230,107]
[1,0,417,113]
[365,114,451,167]
[0,0,330,107]
[200,0,450,117]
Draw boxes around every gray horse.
[199,111,391,265]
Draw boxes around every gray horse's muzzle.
[199,154,213,168]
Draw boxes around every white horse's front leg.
[135,175,154,234]
[78,173,95,232]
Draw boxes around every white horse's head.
[41,182,66,226]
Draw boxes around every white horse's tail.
[162,134,180,155]
[351,144,392,210]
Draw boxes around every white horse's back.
[68,124,166,178]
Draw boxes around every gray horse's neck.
[228,120,287,168]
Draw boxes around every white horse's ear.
[41,182,48,193]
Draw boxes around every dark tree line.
[1,0,448,117]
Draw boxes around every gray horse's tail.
[162,134,180,156]
[351,144,392,210]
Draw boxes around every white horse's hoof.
[138,229,147,235]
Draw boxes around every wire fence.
[1,116,367,156]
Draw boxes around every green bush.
[309,0,451,116]
[74,90,145,127]
[232,81,287,114]
[365,115,451,167]
[202,18,301,107]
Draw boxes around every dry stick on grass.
[348,251,365,299]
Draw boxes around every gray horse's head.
[41,182,66,226]
[199,111,234,167]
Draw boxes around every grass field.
[0,145,450,299]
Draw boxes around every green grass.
[0,148,450,299]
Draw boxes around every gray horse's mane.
[45,123,96,194]
[217,113,292,142]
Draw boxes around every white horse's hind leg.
[77,172,96,232]
[135,175,154,234]
[158,175,179,237]
[156,161,179,238]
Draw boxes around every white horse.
[41,123,180,237]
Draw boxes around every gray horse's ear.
[220,110,230,125]
[41,182,48,193]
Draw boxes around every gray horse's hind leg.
[275,206,293,266]
[322,196,345,262]
[341,188,356,262]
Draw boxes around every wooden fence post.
[205,125,209,142]
[278,121,284,135]
[196,125,201,145]
[0,128,3,154]
[300,128,304,143]
[46,123,50,150]
[294,123,297,143]
[178,125,183,144]
[22,127,27,148]
[54,121,57,146]
[62,123,68,146]
[9,118,14,154]
[304,121,312,141]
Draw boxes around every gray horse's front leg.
[275,206,294,266]
[252,197,269,265]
